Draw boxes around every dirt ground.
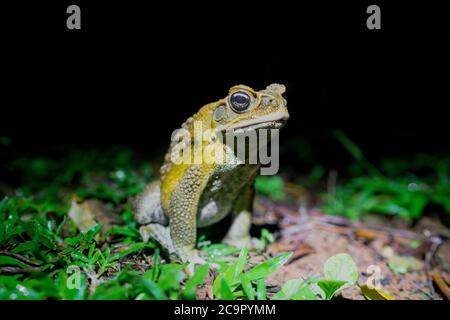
[253,197,450,300]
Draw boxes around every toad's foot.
[140,224,207,275]
[176,247,207,276]
[223,210,253,249]
[139,224,177,260]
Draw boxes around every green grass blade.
[256,278,267,300]
[224,247,248,288]
[183,264,209,299]
[244,252,293,281]
[241,276,255,300]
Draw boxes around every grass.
[321,130,450,220]
[0,193,296,300]
[255,134,450,221]
[0,146,300,300]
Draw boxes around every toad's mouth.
[233,119,287,132]
[217,111,289,133]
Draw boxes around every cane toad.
[133,84,289,267]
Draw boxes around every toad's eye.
[230,91,251,113]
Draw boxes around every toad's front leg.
[170,203,205,275]
[168,166,206,273]
[139,223,177,261]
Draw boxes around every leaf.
[255,229,275,252]
[157,264,186,291]
[91,281,129,300]
[271,278,317,300]
[291,286,317,300]
[64,236,81,246]
[256,278,267,300]
[323,253,358,288]
[255,176,285,200]
[183,264,209,299]
[317,279,347,299]
[12,241,36,253]
[84,224,103,243]
[333,130,382,177]
[213,275,234,300]
[21,219,57,250]
[70,252,89,263]
[55,216,67,236]
[387,256,423,275]
[57,270,87,300]
[0,255,27,268]
[223,247,248,289]
[271,279,304,300]
[140,278,168,300]
[244,252,293,282]
[87,243,96,260]
[360,284,395,300]
[240,276,255,300]
[204,244,240,258]
[108,226,140,239]
[111,242,155,261]
[151,248,160,282]
[219,277,234,300]
[67,197,98,233]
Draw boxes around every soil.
[253,196,450,300]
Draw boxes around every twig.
[272,204,424,241]
[0,250,41,267]
[431,272,450,300]
[0,266,42,274]
[424,236,442,299]
[412,283,434,300]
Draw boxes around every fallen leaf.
[355,228,378,241]
[388,255,423,275]
[382,246,423,275]
[68,196,98,233]
[291,243,315,262]
[68,196,122,233]
[360,284,395,300]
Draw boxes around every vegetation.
[322,130,450,220]
[0,132,448,299]
[256,131,450,221]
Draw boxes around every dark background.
[1,1,449,171]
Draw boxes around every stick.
[0,250,41,267]
[431,273,450,300]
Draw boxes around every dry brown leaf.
[67,195,122,233]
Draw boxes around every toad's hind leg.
[223,183,254,248]
[132,180,168,225]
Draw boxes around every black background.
[2,1,449,168]
[0,300,448,319]
[0,0,449,311]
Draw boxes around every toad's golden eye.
[229,91,251,113]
